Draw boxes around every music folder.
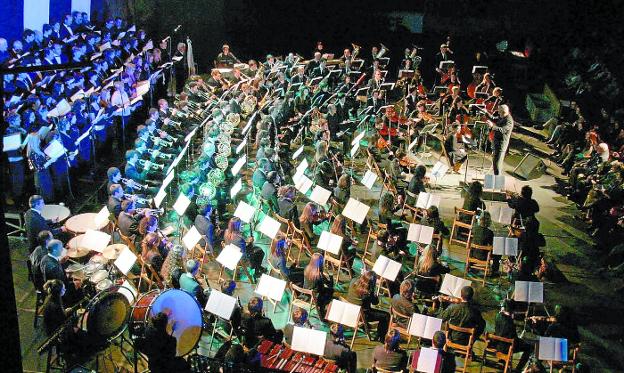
[484,174,506,191]
[294,174,313,195]
[205,290,237,320]
[372,255,402,281]
[182,226,202,250]
[407,224,434,245]
[233,201,255,223]
[413,347,440,373]
[292,145,304,160]
[231,154,246,176]
[3,133,21,152]
[317,231,344,255]
[342,198,370,225]
[230,178,243,199]
[514,281,544,303]
[114,246,138,275]
[493,236,518,256]
[258,215,281,239]
[490,205,514,225]
[408,313,443,340]
[431,162,449,179]
[291,326,327,356]
[439,274,472,298]
[309,185,331,206]
[216,244,243,270]
[538,337,568,362]
[94,206,110,227]
[255,274,287,302]
[326,299,361,328]
[361,169,378,190]
[416,192,441,209]
[172,193,192,216]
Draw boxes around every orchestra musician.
[214,44,239,67]
[475,72,496,95]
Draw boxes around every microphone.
[174,24,182,33]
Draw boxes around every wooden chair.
[362,226,379,263]
[445,323,476,373]
[273,212,293,240]
[449,207,476,249]
[289,283,317,321]
[325,252,353,284]
[337,295,377,347]
[289,223,313,266]
[373,366,403,373]
[389,307,412,347]
[481,332,515,373]
[464,242,493,285]
[548,343,581,373]
[117,229,137,253]
[402,191,423,223]
[363,258,391,298]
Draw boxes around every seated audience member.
[303,253,334,317]
[25,195,65,253]
[440,286,486,345]
[283,307,309,345]
[324,323,357,373]
[138,312,191,373]
[240,297,283,348]
[372,329,408,371]
[346,271,390,342]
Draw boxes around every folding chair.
[389,306,412,347]
[481,332,514,373]
[465,242,493,286]
[445,323,476,373]
[289,283,317,321]
[449,207,476,249]
[325,252,353,284]
[547,343,581,373]
[289,223,313,266]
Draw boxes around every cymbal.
[103,244,127,260]
[67,246,90,259]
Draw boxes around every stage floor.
[10,131,624,372]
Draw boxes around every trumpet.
[156,129,176,142]
[121,178,146,190]
[124,193,151,205]
[376,43,389,59]
[136,207,164,215]
[149,136,174,147]
[139,159,164,170]
[145,148,174,160]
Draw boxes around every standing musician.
[447,122,470,173]
[434,42,453,82]
[487,104,514,175]
[475,72,496,95]
[214,44,239,68]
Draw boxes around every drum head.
[90,270,109,284]
[86,287,131,340]
[149,289,203,356]
[96,279,113,291]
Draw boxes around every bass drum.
[131,289,203,357]
[79,285,133,341]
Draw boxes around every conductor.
[487,104,514,175]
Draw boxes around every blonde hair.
[304,253,324,283]
[299,202,317,224]
[419,247,437,274]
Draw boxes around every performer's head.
[498,104,510,117]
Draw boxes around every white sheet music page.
[416,347,439,373]
[407,224,434,244]
[291,327,327,356]
[205,290,237,320]
[294,174,313,195]
[182,226,202,250]
[317,231,344,255]
[431,161,449,179]
[258,215,281,239]
[216,244,243,270]
[94,206,110,227]
[172,193,192,216]
[342,198,370,224]
[231,154,247,176]
[440,274,471,298]
[361,170,378,190]
[326,299,361,328]
[233,201,255,223]
[114,246,138,275]
[372,255,402,281]
[3,133,21,152]
[255,274,287,301]
[309,185,331,205]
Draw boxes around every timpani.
[102,244,127,261]
[65,212,109,235]
[41,204,71,222]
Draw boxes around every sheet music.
[493,236,518,256]
[407,224,434,245]
[351,131,365,146]
[172,193,191,216]
[309,185,331,205]
[205,290,237,320]
[326,299,361,328]
[317,231,344,255]
[258,215,281,239]
[431,161,449,179]
[416,193,441,209]
[233,201,255,223]
[292,145,304,160]
[372,255,402,281]
[3,133,21,152]
[538,337,568,362]
[350,142,360,158]
[294,175,313,195]
[408,313,443,340]
[43,140,66,160]
[81,230,111,253]
[439,274,472,298]
[114,246,137,275]
[216,244,243,270]
[416,347,439,373]
[236,138,247,154]
[361,170,378,190]
[162,169,175,189]
[484,174,506,191]
[231,154,246,176]
[514,281,544,303]
[182,226,202,250]
[154,188,167,208]
[255,274,287,302]
[291,327,327,356]
[490,204,514,225]
[342,198,370,225]
[296,158,309,175]
[230,178,243,199]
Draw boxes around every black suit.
[108,196,122,218]
[241,313,282,348]
[25,209,60,253]
[40,254,67,284]
[118,212,140,237]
